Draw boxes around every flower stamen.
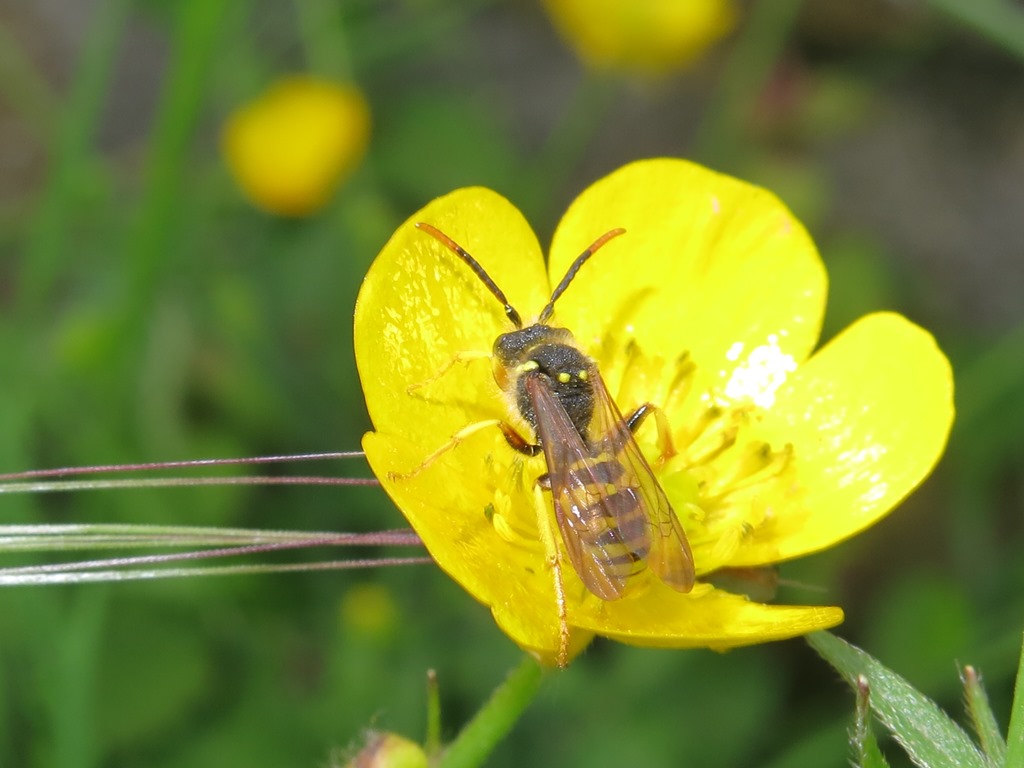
[703,442,794,506]
[663,352,697,415]
[489,488,541,548]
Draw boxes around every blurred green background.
[1,1,1023,766]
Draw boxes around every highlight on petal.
[222,76,371,216]
[542,0,737,76]
[734,312,955,565]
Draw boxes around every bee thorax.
[514,342,595,441]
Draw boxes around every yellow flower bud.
[542,0,737,76]
[222,76,370,216]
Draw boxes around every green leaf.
[807,632,986,768]
[1004,634,1024,767]
[852,675,891,768]
[961,665,1006,765]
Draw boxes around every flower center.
[479,336,799,583]
[603,340,797,575]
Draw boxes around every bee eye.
[558,372,571,384]
[578,370,588,381]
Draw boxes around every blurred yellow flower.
[340,582,399,637]
[222,76,370,216]
[542,0,737,76]
[354,159,954,666]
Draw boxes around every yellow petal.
[733,312,954,564]
[355,187,549,449]
[492,607,596,667]
[577,583,843,649]
[358,188,573,659]
[362,430,581,663]
[362,432,543,613]
[547,159,826,419]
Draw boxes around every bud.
[341,731,428,768]
[542,0,737,76]
[222,76,371,216]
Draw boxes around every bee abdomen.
[578,472,651,576]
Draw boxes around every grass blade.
[0,523,425,584]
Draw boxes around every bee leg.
[498,422,542,457]
[625,403,677,462]
[388,419,501,481]
[532,483,570,668]
[405,351,491,396]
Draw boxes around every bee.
[412,222,696,605]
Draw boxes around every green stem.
[437,656,544,768]
[49,589,110,768]
[17,0,131,320]
[295,0,353,79]
[693,0,805,170]
[117,0,231,360]
[425,669,442,758]
[924,0,1024,62]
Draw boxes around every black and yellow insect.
[414,222,695,602]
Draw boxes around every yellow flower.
[354,158,954,666]
[542,0,737,76]
[222,76,370,216]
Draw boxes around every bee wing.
[525,375,631,601]
[586,371,696,594]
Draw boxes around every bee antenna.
[539,228,625,323]
[415,222,523,328]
